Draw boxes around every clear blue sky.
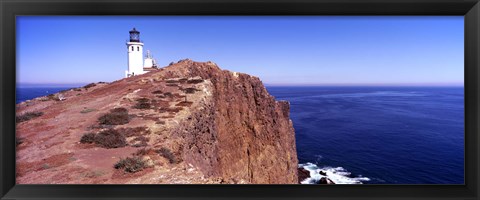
[17,16,464,86]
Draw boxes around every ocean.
[16,86,465,184]
[267,86,464,184]
[16,87,78,104]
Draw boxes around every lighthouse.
[125,28,158,78]
[126,28,145,77]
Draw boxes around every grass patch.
[133,98,151,110]
[163,92,173,98]
[157,147,178,164]
[79,132,96,144]
[166,83,178,87]
[45,94,63,101]
[41,164,51,170]
[117,126,150,137]
[83,83,96,89]
[183,87,198,94]
[175,101,193,107]
[94,129,127,148]
[178,78,188,83]
[16,111,43,123]
[158,107,183,114]
[80,108,97,114]
[114,156,146,173]
[98,107,130,125]
[187,79,204,84]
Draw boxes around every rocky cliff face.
[16,59,298,184]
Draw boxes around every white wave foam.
[299,162,370,184]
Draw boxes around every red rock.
[16,59,298,184]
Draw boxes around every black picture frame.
[1,0,479,199]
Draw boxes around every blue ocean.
[17,86,464,184]
[16,87,78,104]
[267,86,464,184]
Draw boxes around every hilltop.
[15,59,298,184]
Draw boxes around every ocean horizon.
[16,85,464,184]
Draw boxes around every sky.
[16,16,464,86]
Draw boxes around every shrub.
[176,101,193,107]
[47,94,56,101]
[114,156,146,173]
[134,148,151,156]
[187,79,203,84]
[158,107,182,114]
[133,98,151,109]
[112,107,128,113]
[166,83,178,87]
[165,79,178,83]
[178,78,188,83]
[118,126,150,137]
[163,92,173,98]
[184,87,198,94]
[59,88,71,93]
[16,111,43,123]
[94,129,127,148]
[73,88,82,91]
[151,90,163,94]
[80,108,97,114]
[83,83,96,89]
[98,108,130,125]
[80,132,96,144]
[157,147,178,164]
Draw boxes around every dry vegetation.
[16,111,44,123]
[80,129,127,149]
[133,98,151,109]
[114,156,146,173]
[157,147,178,164]
[98,108,130,125]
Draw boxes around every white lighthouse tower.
[125,28,144,77]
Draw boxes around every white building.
[125,28,158,78]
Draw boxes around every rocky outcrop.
[167,60,298,184]
[298,168,310,183]
[15,59,298,184]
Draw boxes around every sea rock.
[298,168,310,183]
[319,177,336,184]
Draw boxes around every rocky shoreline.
[298,167,335,184]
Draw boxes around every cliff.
[15,59,298,184]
